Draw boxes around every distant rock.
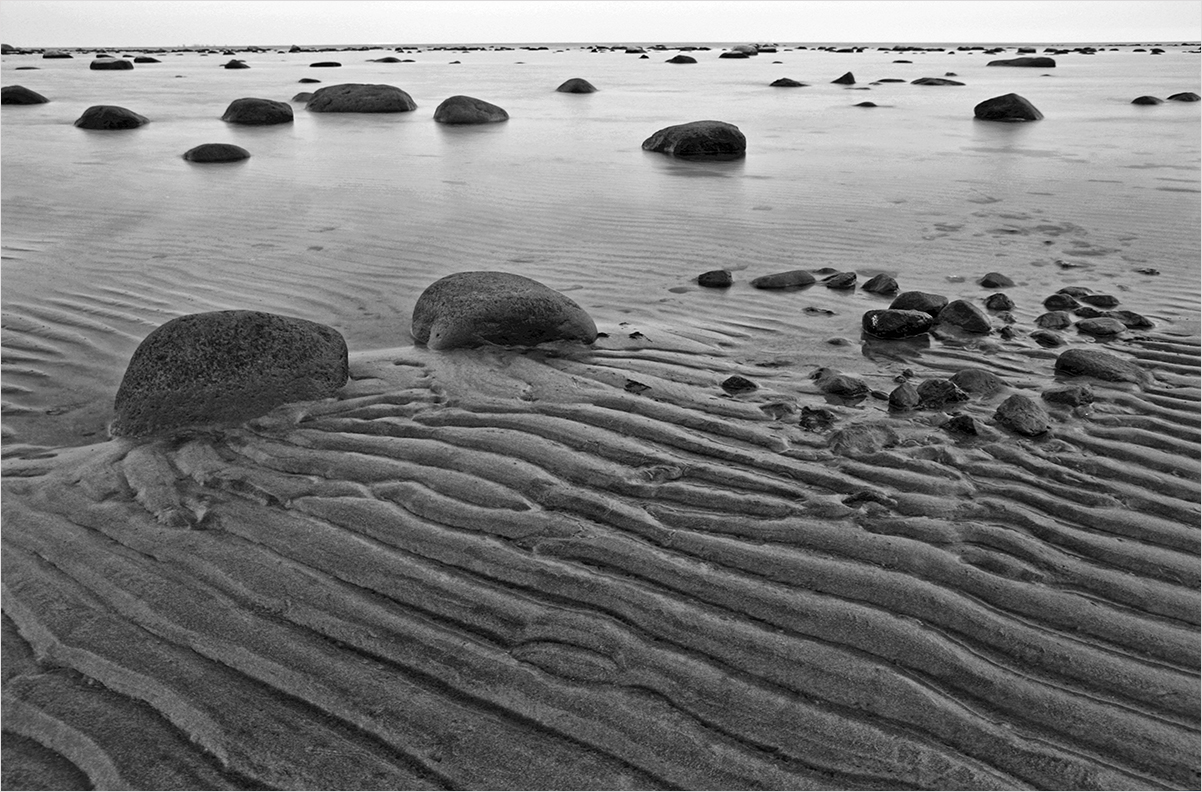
[993,394,1050,436]
[90,58,133,70]
[133,56,160,63]
[298,77,321,83]
[911,77,964,85]
[697,269,733,287]
[750,270,815,289]
[719,51,750,59]
[832,71,855,85]
[854,101,878,107]
[292,91,313,102]
[889,291,947,316]
[112,310,349,437]
[1075,317,1126,336]
[861,274,898,294]
[987,56,1056,67]
[1,85,49,104]
[183,143,251,163]
[665,55,697,64]
[1131,95,1163,105]
[370,56,403,63]
[974,93,1043,121]
[770,78,806,87]
[222,59,250,69]
[979,271,1014,288]
[433,95,508,124]
[556,77,597,92]
[42,51,73,59]
[310,61,342,67]
[1080,293,1120,308]
[642,120,746,160]
[222,97,293,125]
[861,308,934,338]
[306,83,417,112]
[1054,348,1146,383]
[411,271,597,350]
[1167,92,1200,102]
[73,104,148,130]
[937,299,991,333]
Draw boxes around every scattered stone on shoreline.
[697,269,733,287]
[721,375,757,394]
[299,77,321,83]
[823,272,857,290]
[994,394,1050,436]
[665,55,697,64]
[974,93,1043,121]
[1168,92,1200,102]
[911,77,964,86]
[433,95,508,124]
[411,271,597,350]
[832,72,855,85]
[222,97,294,125]
[984,293,1014,311]
[556,77,597,93]
[641,120,746,159]
[1131,95,1163,105]
[1079,293,1120,308]
[1042,384,1094,406]
[828,422,898,455]
[111,310,349,437]
[306,83,417,112]
[1035,311,1072,329]
[889,290,947,316]
[861,274,898,294]
[812,368,869,400]
[770,78,806,87]
[979,272,1014,288]
[862,308,933,338]
[750,270,815,289]
[183,143,250,162]
[222,59,250,69]
[937,299,991,333]
[1105,309,1153,329]
[1043,293,1080,311]
[90,57,133,70]
[73,104,148,129]
[888,381,920,410]
[987,56,1056,67]
[1,85,49,104]
[917,378,969,409]
[1076,317,1127,336]
[950,369,1005,395]
[1054,348,1147,383]
[370,56,403,63]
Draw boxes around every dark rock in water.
[950,369,1005,395]
[888,382,920,411]
[829,422,899,455]
[111,310,348,437]
[42,51,73,58]
[133,56,160,63]
[310,61,342,67]
[183,143,251,163]
[222,59,250,69]
[944,414,981,435]
[222,97,294,125]
[1042,384,1094,407]
[770,78,806,87]
[665,55,697,64]
[1055,348,1146,383]
[993,394,1050,436]
[292,92,313,102]
[1056,286,1092,297]
[911,77,964,86]
[979,271,1014,288]
[1167,92,1200,102]
[917,378,969,409]
[90,58,133,70]
[984,293,1015,311]
[799,405,837,432]
[1076,317,1127,336]
[1079,293,1120,308]
[1043,293,1080,311]
[862,309,933,338]
[411,271,597,350]
[1131,95,1162,105]
[937,299,991,334]
[988,56,1056,67]
[1029,329,1064,347]
[370,56,403,63]
[750,270,815,289]
[306,83,417,112]
[697,269,733,287]
[854,101,877,107]
[556,77,597,93]
[719,51,750,59]
[832,71,855,85]
[974,93,1043,121]
[1104,309,1153,329]
[889,291,947,317]
[299,77,321,83]
[641,120,746,160]
[1,85,49,104]
[73,104,148,130]
[861,273,898,294]
[1035,311,1072,329]
[721,375,757,394]
[1073,306,1103,319]
[433,95,508,124]
[823,272,857,290]
[812,368,869,400]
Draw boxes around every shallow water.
[2,43,1199,448]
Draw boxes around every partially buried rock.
[823,272,857,290]
[222,97,293,125]
[937,299,991,333]
[812,368,869,400]
[697,269,733,287]
[1043,293,1080,311]
[665,55,697,64]
[751,270,815,289]
[1131,95,1162,105]
[993,394,1050,437]
[832,72,855,85]
[433,95,508,124]
[556,77,597,92]
[310,61,341,68]
[1168,92,1200,102]
[74,104,148,129]
[917,378,969,409]
[183,143,250,163]
[1035,310,1072,329]
[854,101,877,107]
[1054,348,1146,383]
[944,414,981,436]
[306,83,417,112]
[411,271,597,350]
[292,92,313,102]
[950,368,1005,395]
[90,58,133,70]
[911,77,964,86]
[1,85,49,104]
[641,120,746,160]
[862,309,933,339]
[861,273,898,294]
[720,375,757,394]
[974,93,1043,121]
[222,59,250,69]
[1080,293,1120,308]
[1105,309,1152,329]
[1029,329,1064,347]
[888,382,920,411]
[984,293,1015,311]
[889,290,947,316]
[770,78,805,87]
[1042,384,1094,407]
[299,77,321,83]
[133,56,160,63]
[979,271,1014,288]
[1076,317,1126,336]
[829,422,898,455]
[111,310,349,437]
[987,56,1056,67]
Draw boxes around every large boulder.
[861,309,934,338]
[221,97,294,125]
[750,270,815,289]
[111,311,349,437]
[90,58,133,70]
[641,120,746,160]
[183,143,251,163]
[1054,348,1146,383]
[73,104,148,129]
[556,77,597,92]
[411,271,597,350]
[433,95,509,124]
[1131,95,1163,105]
[987,56,1056,67]
[974,93,1043,122]
[1,85,49,104]
[306,83,417,113]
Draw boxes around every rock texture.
[1,85,49,104]
[665,55,697,64]
[433,95,509,124]
[411,271,598,350]
[182,143,251,163]
[974,93,1043,122]
[221,97,293,125]
[1167,92,1200,102]
[73,105,148,130]
[641,120,747,160]
[306,83,417,113]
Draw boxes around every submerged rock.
[974,93,1043,121]
[829,422,898,455]
[862,309,933,339]
[911,77,964,86]
[750,270,815,289]
[1167,92,1200,102]
[1054,348,1146,383]
[665,55,697,64]
[90,58,134,70]
[1,85,49,104]
[641,120,746,160]
[183,143,251,163]
[1104,309,1153,329]
[112,310,349,437]
[832,71,855,85]
[222,97,293,125]
[433,95,508,124]
[994,394,1050,436]
[1029,329,1065,347]
[306,83,417,112]
[1131,95,1163,105]
[916,379,969,409]
[1035,311,1072,329]
[770,78,806,87]
[979,272,1014,288]
[411,271,597,350]
[556,77,597,92]
[222,59,250,69]
[73,104,148,129]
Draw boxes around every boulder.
[993,394,1050,436]
[770,78,806,87]
[1167,92,1200,102]
[1131,95,1162,105]
[1054,348,1146,383]
[73,104,148,130]
[411,271,597,350]
[861,274,898,294]
[750,270,815,289]
[1075,317,1126,336]
[832,72,855,85]
[861,309,934,338]
[641,120,746,160]
[823,272,857,290]
[888,382,920,410]
[697,269,733,287]
[1104,309,1153,329]
[433,95,509,124]
[889,290,947,316]
[974,93,1043,121]
[90,58,133,70]
[183,143,251,163]
[1,85,49,104]
[911,77,964,85]
[828,422,898,455]
[556,77,597,92]
[950,369,1005,395]
[1043,293,1080,311]
[987,56,1056,67]
[979,271,1014,288]
[306,83,417,113]
[937,299,991,333]
[222,59,250,69]
[221,97,294,125]
[812,368,869,400]
[665,55,697,64]
[1042,385,1094,407]
[916,378,969,409]
[111,310,349,437]
[1035,311,1072,329]
[1079,293,1120,308]
[984,293,1015,311]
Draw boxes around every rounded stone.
[984,293,1015,311]
[306,83,417,113]
[950,369,1005,395]
[1054,348,1146,383]
[721,375,757,394]
[665,55,697,64]
[889,291,947,317]
[750,270,815,289]
[112,310,349,437]
[1104,310,1153,329]
[183,143,251,163]
[911,77,964,86]
[937,299,992,333]
[987,56,1056,67]
[310,61,342,67]
[1043,293,1080,311]
[812,368,869,400]
[770,78,806,87]
[641,120,746,160]
[73,104,148,130]
[993,394,1050,436]
[556,78,597,92]
[1035,311,1072,329]
[916,378,969,409]
[90,58,134,70]
[1131,95,1163,105]
[1168,92,1200,102]
[1,85,49,104]
[823,272,857,290]
[861,274,899,294]
[1042,385,1094,407]
[433,95,508,124]
[223,59,250,69]
[1029,330,1064,347]
[862,309,934,339]
[221,97,294,125]
[1079,293,1120,308]
[697,269,733,288]
[974,93,1043,121]
[888,382,920,411]
[292,92,313,102]
[411,271,597,350]
[979,272,1015,288]
[1076,317,1127,336]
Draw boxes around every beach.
[2,41,1200,789]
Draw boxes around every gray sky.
[1,1,1198,48]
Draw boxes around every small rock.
[993,394,1050,436]
[832,71,855,85]
[1043,293,1080,311]
[1079,293,1120,308]
[1076,317,1126,336]
[854,101,878,108]
[888,382,920,411]
[641,120,746,160]
[1029,330,1064,347]
[829,422,899,455]
[949,369,1005,395]
[823,272,857,290]
[1104,309,1153,329]
[222,97,293,125]
[862,309,933,339]
[812,368,869,400]
[1074,306,1106,319]
[721,375,757,394]
[306,83,418,113]
[770,78,806,87]
[1135,267,1160,275]
[889,291,947,316]
[1056,286,1092,297]
[1131,95,1163,105]
[979,272,1014,288]
[861,274,899,294]
[556,77,598,92]
[1042,385,1094,406]
[751,270,815,289]
[916,379,970,409]
[799,406,837,432]
[1035,311,1072,329]
[937,299,991,333]
[665,55,697,64]
[697,269,733,287]
[183,143,250,163]
[73,105,148,130]
[984,293,1014,311]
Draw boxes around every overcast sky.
[1,1,1198,48]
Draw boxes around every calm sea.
[2,43,1199,450]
